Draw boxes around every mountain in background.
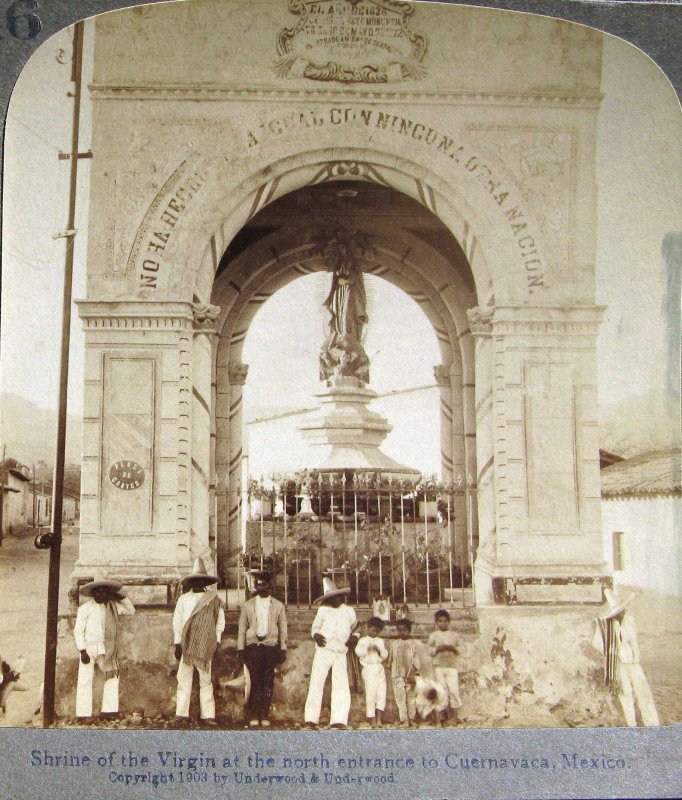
[1,389,677,470]
[0,393,82,466]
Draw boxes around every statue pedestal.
[299,377,420,478]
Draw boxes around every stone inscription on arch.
[128,154,208,289]
[132,110,547,295]
[246,107,547,290]
[275,0,427,83]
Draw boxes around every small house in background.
[0,459,31,536]
[25,482,80,528]
[601,447,681,597]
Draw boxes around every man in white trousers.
[173,558,225,727]
[74,579,135,721]
[304,577,359,729]
[594,589,659,727]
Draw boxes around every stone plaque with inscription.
[109,460,145,491]
[275,0,427,83]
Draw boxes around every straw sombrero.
[81,579,123,597]
[413,675,448,718]
[600,588,634,620]
[314,575,352,605]
[221,665,251,703]
[181,558,218,588]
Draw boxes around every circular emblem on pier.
[109,460,145,490]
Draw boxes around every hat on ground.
[600,588,634,620]
[81,579,123,597]
[181,557,218,589]
[413,675,448,719]
[314,575,352,605]
[220,665,251,704]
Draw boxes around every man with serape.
[237,570,287,727]
[594,588,659,727]
[173,558,225,726]
[74,578,135,721]
[304,576,359,729]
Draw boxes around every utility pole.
[32,462,36,528]
[0,443,6,546]
[41,20,90,727]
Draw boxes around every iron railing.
[220,472,477,611]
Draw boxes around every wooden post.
[42,21,86,728]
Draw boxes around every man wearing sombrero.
[73,578,135,720]
[172,558,226,726]
[594,588,659,727]
[303,576,359,729]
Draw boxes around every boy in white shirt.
[427,609,462,726]
[355,616,388,727]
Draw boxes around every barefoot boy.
[427,609,462,725]
[355,616,388,727]
[388,617,421,726]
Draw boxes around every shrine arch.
[206,179,482,581]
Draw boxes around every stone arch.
[208,185,479,578]
[126,138,549,307]
[188,144,547,306]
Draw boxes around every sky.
[0,15,680,456]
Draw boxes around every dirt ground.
[1,531,680,728]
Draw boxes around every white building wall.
[601,496,682,597]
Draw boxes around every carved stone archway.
[207,184,479,583]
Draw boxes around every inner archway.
[210,180,480,601]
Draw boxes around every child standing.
[355,617,388,727]
[388,618,421,727]
[427,609,462,725]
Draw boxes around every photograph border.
[1,1,680,799]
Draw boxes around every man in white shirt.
[173,558,225,727]
[237,570,287,727]
[73,579,135,720]
[304,577,359,729]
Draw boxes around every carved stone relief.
[275,0,427,83]
[468,127,574,269]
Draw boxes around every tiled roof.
[601,447,681,498]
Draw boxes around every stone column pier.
[468,306,497,604]
[190,302,220,575]
[214,361,248,586]
[73,301,213,602]
[471,305,609,604]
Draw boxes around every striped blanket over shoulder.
[181,592,224,672]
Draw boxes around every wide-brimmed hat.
[413,675,448,717]
[81,579,123,597]
[181,558,218,588]
[220,665,251,703]
[314,575,352,605]
[600,588,634,620]
[250,569,272,586]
